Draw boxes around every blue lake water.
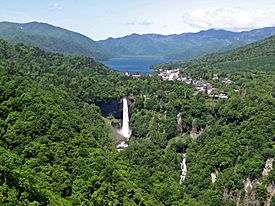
[102,57,176,74]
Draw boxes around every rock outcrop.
[211,170,218,183]
[262,158,274,176]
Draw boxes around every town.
[157,68,235,99]
[125,68,235,99]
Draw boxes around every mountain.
[152,36,275,205]
[98,27,275,60]
[153,34,275,72]
[2,21,274,62]
[0,33,274,205]
[0,39,196,205]
[0,21,110,60]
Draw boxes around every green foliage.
[0,22,111,60]
[255,184,268,204]
[271,196,275,206]
[0,40,197,205]
[154,35,275,73]
[152,35,275,205]
[0,33,274,206]
[98,28,275,60]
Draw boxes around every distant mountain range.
[1,21,275,61]
[0,21,111,60]
[153,34,275,72]
[98,27,275,60]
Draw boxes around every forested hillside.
[2,21,275,62]
[0,40,196,205]
[0,21,110,60]
[0,38,274,206]
[153,35,275,73]
[98,27,275,60]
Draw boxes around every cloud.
[127,20,153,26]
[48,3,63,11]
[182,7,275,31]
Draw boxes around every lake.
[102,57,176,74]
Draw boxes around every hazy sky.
[1,0,275,40]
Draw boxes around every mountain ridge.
[152,34,275,73]
[1,21,275,62]
[0,21,111,60]
[98,27,275,60]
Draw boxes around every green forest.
[0,22,111,60]
[0,35,274,206]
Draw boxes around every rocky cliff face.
[243,178,261,206]
[95,99,123,118]
[266,183,275,206]
[223,158,274,206]
[262,158,274,176]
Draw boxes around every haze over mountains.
[1,21,275,61]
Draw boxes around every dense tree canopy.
[0,36,274,205]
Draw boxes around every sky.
[1,0,275,40]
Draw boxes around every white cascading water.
[179,153,187,184]
[120,98,131,140]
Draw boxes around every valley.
[0,17,274,206]
[1,21,275,63]
[1,31,274,205]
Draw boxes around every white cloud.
[182,7,275,31]
[48,3,63,11]
[127,20,153,26]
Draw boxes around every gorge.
[0,18,274,206]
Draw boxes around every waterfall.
[179,147,187,184]
[177,112,183,136]
[120,98,131,140]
